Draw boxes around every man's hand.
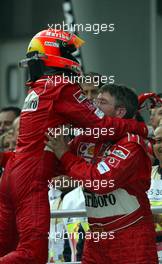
[45,127,69,159]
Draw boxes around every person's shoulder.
[110,133,150,164]
[118,133,145,146]
[116,133,148,154]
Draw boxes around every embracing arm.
[54,84,148,140]
[58,141,148,194]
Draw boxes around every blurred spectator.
[148,123,162,260]
[0,106,21,135]
[0,116,20,152]
[0,116,20,177]
[150,93,162,130]
[0,129,15,152]
[149,94,162,165]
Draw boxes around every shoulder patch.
[97,161,110,174]
[22,91,39,112]
[106,156,120,168]
[73,90,87,103]
[94,108,105,119]
[112,145,130,159]
[77,142,95,162]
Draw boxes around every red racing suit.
[0,152,13,168]
[0,76,148,264]
[60,133,159,264]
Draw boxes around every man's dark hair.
[99,84,138,118]
[0,106,21,117]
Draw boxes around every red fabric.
[16,76,148,154]
[61,134,151,194]
[61,135,153,224]
[61,133,158,263]
[82,220,158,264]
[0,152,14,167]
[0,76,148,264]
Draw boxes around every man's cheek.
[154,145,158,153]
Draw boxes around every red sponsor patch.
[77,142,95,159]
[111,145,130,160]
[106,156,120,168]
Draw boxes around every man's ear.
[115,107,127,118]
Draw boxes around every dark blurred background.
[0,0,161,108]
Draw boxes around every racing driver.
[0,29,148,264]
